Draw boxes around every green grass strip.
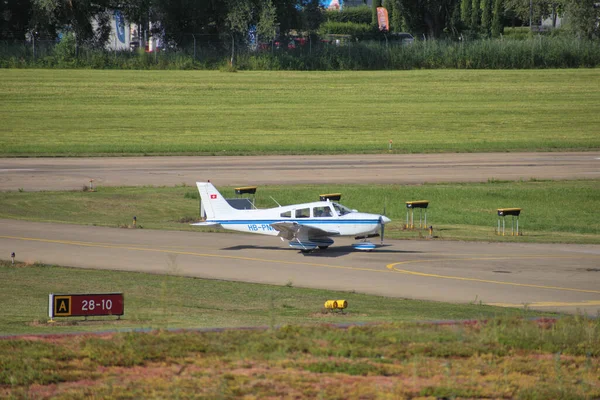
[0,69,599,156]
[0,261,557,336]
[1,180,598,244]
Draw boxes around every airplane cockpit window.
[313,206,333,217]
[295,208,310,218]
[332,202,353,216]
[280,210,291,218]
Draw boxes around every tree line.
[0,0,598,50]
[374,0,599,39]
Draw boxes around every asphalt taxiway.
[2,219,599,315]
[1,152,599,191]
[1,152,599,315]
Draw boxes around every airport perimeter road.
[2,220,599,315]
[0,152,599,191]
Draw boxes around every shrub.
[319,21,372,38]
[323,5,372,24]
[53,32,77,64]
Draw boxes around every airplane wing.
[270,222,339,241]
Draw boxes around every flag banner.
[377,7,389,32]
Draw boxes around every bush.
[319,21,372,37]
[53,32,77,63]
[323,5,372,24]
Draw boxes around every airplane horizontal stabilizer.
[190,221,221,227]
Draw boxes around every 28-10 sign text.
[49,293,124,318]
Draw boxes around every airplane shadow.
[221,244,423,258]
[300,245,423,258]
[221,245,290,252]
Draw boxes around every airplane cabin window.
[296,208,310,218]
[280,211,291,218]
[332,203,352,216]
[313,206,333,217]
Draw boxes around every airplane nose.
[380,215,391,224]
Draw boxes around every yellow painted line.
[488,300,600,308]
[0,235,384,274]
[387,256,600,295]
[388,255,599,266]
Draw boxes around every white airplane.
[191,182,391,252]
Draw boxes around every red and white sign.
[210,194,217,199]
[49,293,124,318]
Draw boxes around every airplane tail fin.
[196,182,238,220]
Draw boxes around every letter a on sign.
[54,296,72,316]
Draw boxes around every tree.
[481,0,492,34]
[225,0,253,66]
[395,0,461,39]
[504,0,565,27]
[273,0,302,36]
[372,0,381,26]
[0,0,33,40]
[301,0,323,43]
[461,0,472,25]
[382,0,393,29]
[153,0,228,48]
[491,0,504,36]
[390,0,403,32]
[470,0,480,28]
[257,0,277,45]
[564,0,599,39]
[32,0,114,47]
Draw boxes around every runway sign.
[49,293,124,319]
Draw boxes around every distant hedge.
[323,5,372,24]
[319,21,373,37]
[2,36,599,70]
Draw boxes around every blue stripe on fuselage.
[211,219,379,225]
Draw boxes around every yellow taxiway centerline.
[387,257,600,294]
[0,235,384,273]
[4,235,599,298]
[487,300,600,308]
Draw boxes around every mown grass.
[1,180,598,244]
[1,315,598,398]
[0,261,556,336]
[0,69,599,156]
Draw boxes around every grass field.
[0,258,597,399]
[0,260,557,336]
[1,180,598,243]
[0,69,599,156]
[1,321,599,400]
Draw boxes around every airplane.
[191,182,391,252]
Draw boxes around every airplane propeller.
[379,205,390,244]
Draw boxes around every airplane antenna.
[270,196,282,207]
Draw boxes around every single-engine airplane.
[191,182,391,252]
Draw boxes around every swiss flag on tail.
[210,194,217,199]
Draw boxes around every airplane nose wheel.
[352,240,376,251]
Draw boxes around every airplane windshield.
[332,202,353,216]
